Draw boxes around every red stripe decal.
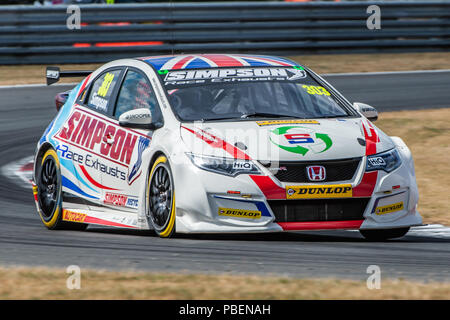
[77,74,91,99]
[172,55,194,69]
[362,121,379,156]
[244,55,293,66]
[181,126,251,160]
[278,220,363,231]
[249,175,285,199]
[84,216,137,229]
[205,54,244,67]
[79,165,119,191]
[127,171,141,186]
[353,171,378,197]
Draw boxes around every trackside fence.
[0,1,449,64]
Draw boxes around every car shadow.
[177,231,450,243]
[84,226,450,243]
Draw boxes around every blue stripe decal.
[59,158,98,194]
[213,195,272,217]
[185,58,211,69]
[143,56,174,70]
[62,176,99,200]
[241,58,274,67]
[250,55,297,65]
[39,119,54,146]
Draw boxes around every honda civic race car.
[32,54,422,240]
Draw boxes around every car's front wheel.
[146,155,176,238]
[36,148,87,230]
[359,227,410,241]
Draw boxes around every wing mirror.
[119,108,154,129]
[353,102,378,122]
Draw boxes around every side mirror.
[119,108,153,129]
[353,102,378,122]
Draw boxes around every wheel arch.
[149,150,168,171]
[33,142,57,183]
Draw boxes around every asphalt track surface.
[0,71,449,280]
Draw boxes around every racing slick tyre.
[359,227,410,241]
[146,155,176,238]
[36,149,87,231]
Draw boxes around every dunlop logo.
[218,208,261,219]
[375,202,404,215]
[286,184,352,199]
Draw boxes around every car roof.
[138,53,300,71]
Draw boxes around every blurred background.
[1,0,448,65]
[2,0,440,4]
[0,0,449,300]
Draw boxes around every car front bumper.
[172,151,422,234]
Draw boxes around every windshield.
[159,66,352,121]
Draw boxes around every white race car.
[33,54,422,240]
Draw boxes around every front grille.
[268,198,369,222]
[260,157,361,183]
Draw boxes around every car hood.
[180,118,394,161]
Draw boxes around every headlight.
[366,148,402,173]
[186,153,261,177]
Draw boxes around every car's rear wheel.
[36,149,87,230]
[360,227,410,241]
[146,155,176,238]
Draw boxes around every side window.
[87,69,121,113]
[114,70,163,125]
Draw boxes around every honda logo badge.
[306,166,326,181]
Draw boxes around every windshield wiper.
[198,113,300,122]
[315,114,349,119]
[240,112,300,119]
[198,116,241,122]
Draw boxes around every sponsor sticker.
[62,209,87,223]
[218,207,261,219]
[367,156,386,167]
[89,92,108,112]
[270,126,332,156]
[126,198,139,208]
[163,67,307,87]
[124,113,151,120]
[104,192,128,206]
[55,108,151,185]
[302,85,331,96]
[374,201,404,215]
[165,67,305,81]
[286,184,352,199]
[256,119,320,126]
[97,72,115,97]
[104,192,139,208]
[232,160,252,170]
[56,144,127,181]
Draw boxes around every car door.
[60,68,124,209]
[100,67,163,212]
